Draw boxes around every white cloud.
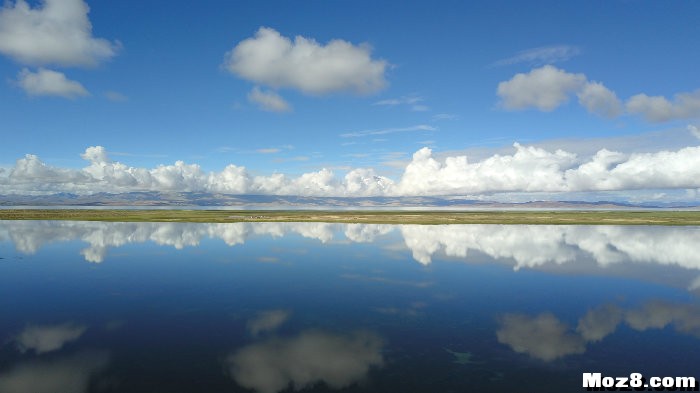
[247,310,291,336]
[247,86,292,112]
[493,45,581,66]
[497,65,586,111]
[0,351,109,393]
[373,95,427,111]
[498,66,700,122]
[225,330,383,393]
[496,313,586,361]
[16,68,89,98]
[3,142,700,196]
[577,81,622,118]
[0,0,118,67]
[224,27,387,95]
[15,323,87,354]
[626,90,700,122]
[690,125,700,139]
[340,124,436,138]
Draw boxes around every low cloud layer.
[498,65,700,122]
[3,141,700,196]
[224,27,387,95]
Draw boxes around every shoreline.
[1,209,700,225]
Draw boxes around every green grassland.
[1,209,700,225]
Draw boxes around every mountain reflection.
[1,221,699,274]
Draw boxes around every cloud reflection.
[0,351,109,393]
[226,330,384,393]
[15,323,87,354]
[247,309,291,336]
[497,300,700,361]
[2,222,699,279]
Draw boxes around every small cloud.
[104,91,127,102]
[374,95,428,111]
[257,148,282,154]
[497,65,585,111]
[493,45,581,67]
[340,124,436,138]
[432,113,459,121]
[247,86,292,112]
[224,27,387,95]
[17,68,89,98]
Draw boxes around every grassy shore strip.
[1,209,700,225]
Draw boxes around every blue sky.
[1,0,700,200]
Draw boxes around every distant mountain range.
[0,192,698,209]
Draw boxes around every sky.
[1,0,699,201]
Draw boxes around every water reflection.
[0,351,109,393]
[1,220,700,391]
[227,330,384,393]
[2,220,699,279]
[497,300,700,362]
[15,323,87,354]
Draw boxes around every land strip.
[1,209,700,225]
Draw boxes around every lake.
[1,221,699,392]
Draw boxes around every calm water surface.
[1,221,699,392]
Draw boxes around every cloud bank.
[3,142,700,196]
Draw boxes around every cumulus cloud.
[497,65,586,111]
[626,90,700,122]
[0,351,109,393]
[248,86,292,112]
[496,313,586,361]
[16,68,89,98]
[15,323,87,354]
[498,66,700,122]
[224,27,387,95]
[247,310,291,336]
[493,45,581,67]
[3,143,700,196]
[577,81,622,118]
[0,0,118,67]
[226,330,384,393]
